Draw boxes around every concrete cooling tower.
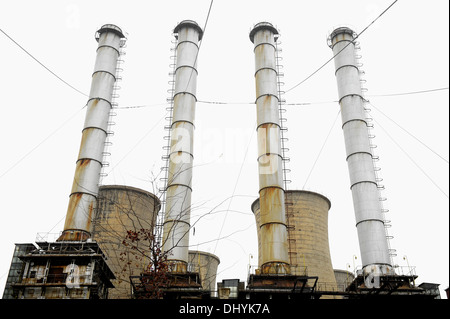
[252,190,338,294]
[188,251,220,297]
[93,185,161,299]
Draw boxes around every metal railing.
[21,274,92,286]
[35,232,62,243]
[247,264,308,277]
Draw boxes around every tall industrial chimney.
[328,27,393,277]
[59,24,126,241]
[249,22,290,275]
[162,20,203,273]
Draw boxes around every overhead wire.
[0,106,86,180]
[197,86,448,106]
[1,83,445,181]
[182,0,214,92]
[105,110,168,176]
[368,101,449,164]
[368,87,448,98]
[0,27,88,97]
[302,109,341,190]
[114,103,169,109]
[372,114,449,199]
[110,86,448,109]
[284,0,399,94]
[213,121,257,254]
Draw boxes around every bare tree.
[120,228,170,299]
[93,166,254,299]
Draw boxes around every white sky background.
[0,0,448,297]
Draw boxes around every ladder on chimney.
[275,36,291,191]
[276,35,298,274]
[156,34,178,245]
[354,44,397,264]
[99,43,126,185]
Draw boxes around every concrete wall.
[93,185,160,299]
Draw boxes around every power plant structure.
[2,24,127,299]
[2,21,442,300]
[92,185,161,299]
[329,26,394,278]
[58,24,126,243]
[251,190,338,298]
[250,22,290,277]
[161,20,203,275]
[327,26,422,295]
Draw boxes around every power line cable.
[115,103,169,109]
[0,106,85,180]
[369,101,449,164]
[372,117,448,198]
[0,27,88,97]
[202,0,214,37]
[115,86,447,109]
[183,0,214,92]
[213,120,257,254]
[198,100,253,105]
[368,87,449,98]
[105,111,168,175]
[198,85,447,105]
[302,109,341,189]
[2,84,444,181]
[285,0,399,94]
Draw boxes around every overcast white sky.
[1,0,448,297]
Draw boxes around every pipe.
[162,20,203,273]
[249,22,290,275]
[58,24,126,241]
[328,27,393,277]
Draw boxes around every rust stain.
[262,223,275,259]
[85,200,95,231]
[258,123,278,155]
[77,158,91,168]
[71,159,91,192]
[170,261,188,274]
[58,230,90,241]
[78,128,95,158]
[262,95,271,107]
[255,45,266,68]
[85,99,99,119]
[65,193,83,227]
[249,273,296,288]
[259,187,284,222]
[259,187,289,274]
[58,191,91,242]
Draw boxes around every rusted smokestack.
[328,27,393,278]
[162,20,203,273]
[249,22,290,275]
[58,24,126,241]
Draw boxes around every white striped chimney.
[328,27,393,278]
[162,20,203,273]
[58,24,126,241]
[250,22,290,275]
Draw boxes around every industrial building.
[2,21,442,300]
